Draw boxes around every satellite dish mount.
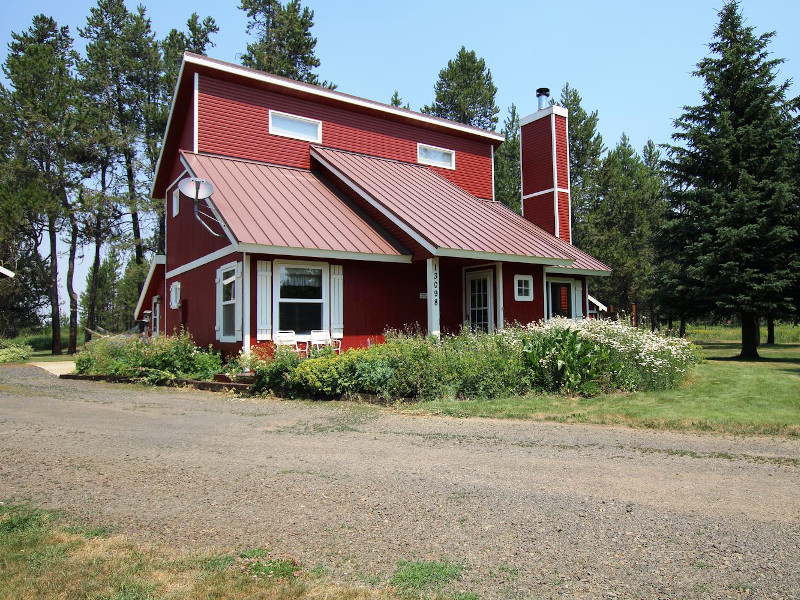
[178,178,225,238]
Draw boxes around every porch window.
[216,262,242,342]
[269,110,322,143]
[514,274,534,301]
[273,261,329,336]
[417,143,455,170]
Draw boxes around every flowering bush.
[249,320,699,400]
[75,329,222,383]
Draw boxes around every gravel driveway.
[1,364,799,599]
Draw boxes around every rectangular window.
[169,281,181,309]
[417,143,455,170]
[273,261,329,337]
[514,274,534,301]
[151,296,161,337]
[269,109,322,143]
[216,262,241,342]
[172,189,179,217]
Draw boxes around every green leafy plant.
[0,341,33,363]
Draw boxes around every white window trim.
[216,261,242,342]
[546,276,583,321]
[464,268,495,333]
[513,274,534,302]
[172,189,180,218]
[268,109,322,143]
[417,142,456,170]
[272,259,330,341]
[169,281,181,309]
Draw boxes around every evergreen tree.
[493,104,521,213]
[554,83,604,248]
[662,1,799,358]
[240,0,332,87]
[583,136,664,320]
[390,90,410,109]
[80,249,128,333]
[422,47,499,130]
[1,15,80,353]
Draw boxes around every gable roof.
[312,146,609,270]
[153,53,504,199]
[181,152,410,263]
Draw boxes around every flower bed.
[242,320,700,400]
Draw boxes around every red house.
[135,53,610,354]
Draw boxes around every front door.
[465,270,494,333]
[549,281,573,318]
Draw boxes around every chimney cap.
[535,87,550,98]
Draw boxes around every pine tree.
[240,0,332,87]
[554,83,604,248]
[662,1,799,358]
[422,47,499,130]
[390,90,410,109]
[493,104,520,213]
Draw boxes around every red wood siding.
[554,114,569,189]
[523,192,556,236]
[197,76,494,199]
[502,263,545,325]
[521,117,553,195]
[558,191,571,241]
[135,264,165,325]
[165,180,232,272]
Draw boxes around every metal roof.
[181,152,409,261]
[312,146,611,270]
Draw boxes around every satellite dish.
[178,178,215,200]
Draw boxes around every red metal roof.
[180,152,408,260]
[312,146,610,271]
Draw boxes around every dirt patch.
[1,365,799,598]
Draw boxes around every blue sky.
[2,0,799,300]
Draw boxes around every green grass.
[390,560,467,598]
[686,322,800,343]
[404,336,800,436]
[0,501,407,599]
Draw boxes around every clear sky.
[2,0,799,301]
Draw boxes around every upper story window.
[417,143,455,170]
[269,109,322,143]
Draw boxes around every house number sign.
[432,262,439,307]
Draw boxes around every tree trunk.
[124,148,144,269]
[86,233,101,344]
[679,317,686,338]
[767,315,775,344]
[64,201,79,355]
[47,215,62,355]
[740,311,760,359]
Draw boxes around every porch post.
[426,257,440,337]
[495,262,504,330]
[242,252,251,353]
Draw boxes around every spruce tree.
[422,47,499,130]
[662,1,799,358]
[493,104,521,213]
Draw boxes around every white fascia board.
[165,245,237,279]
[310,149,439,255]
[0,265,14,278]
[587,293,608,312]
[436,248,572,266]
[179,154,239,247]
[134,255,167,318]
[520,104,569,126]
[184,53,505,143]
[544,266,612,277]
[150,59,187,200]
[237,243,411,263]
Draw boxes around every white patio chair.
[274,330,307,357]
[309,329,342,354]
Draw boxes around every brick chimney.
[520,88,571,242]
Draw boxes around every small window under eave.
[417,143,455,170]
[269,109,322,143]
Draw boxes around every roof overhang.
[587,294,608,311]
[134,255,166,319]
[544,266,612,277]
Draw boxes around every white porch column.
[495,262,504,330]
[242,253,251,352]
[426,257,440,337]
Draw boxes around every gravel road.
[1,364,799,599]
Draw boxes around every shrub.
[249,346,301,394]
[0,341,33,364]
[74,330,222,383]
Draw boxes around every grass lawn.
[21,350,80,363]
[405,335,800,437]
[0,502,477,600]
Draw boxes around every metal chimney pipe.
[536,87,550,111]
